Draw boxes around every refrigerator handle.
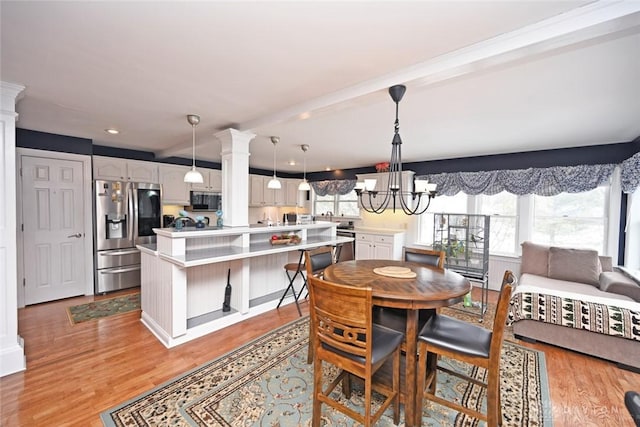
[132,184,139,244]
[128,183,136,245]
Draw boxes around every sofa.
[509,241,640,371]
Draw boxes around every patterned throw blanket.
[508,292,640,342]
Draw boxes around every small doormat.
[66,292,140,325]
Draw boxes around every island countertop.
[153,221,337,238]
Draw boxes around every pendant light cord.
[192,124,196,168]
[272,142,277,177]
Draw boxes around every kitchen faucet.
[325,211,333,222]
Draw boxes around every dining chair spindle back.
[307,276,404,427]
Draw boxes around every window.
[476,192,518,255]
[418,186,612,257]
[313,190,360,217]
[532,187,608,253]
[419,193,468,245]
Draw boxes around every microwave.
[187,191,222,211]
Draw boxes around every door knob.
[67,233,82,238]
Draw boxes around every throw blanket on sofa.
[509,291,640,342]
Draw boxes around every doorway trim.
[16,148,94,308]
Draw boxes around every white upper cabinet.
[159,164,191,205]
[93,156,159,183]
[285,179,301,207]
[190,168,222,192]
[250,174,291,207]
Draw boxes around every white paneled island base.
[138,222,350,347]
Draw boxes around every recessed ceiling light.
[325,166,332,171]
[105,128,119,135]
[288,160,296,166]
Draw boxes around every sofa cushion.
[599,272,640,302]
[520,242,549,277]
[548,246,600,286]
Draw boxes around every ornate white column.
[215,128,255,228]
[1,81,26,376]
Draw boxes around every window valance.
[621,151,640,194]
[419,163,617,197]
[311,179,356,196]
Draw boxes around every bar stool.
[276,249,307,316]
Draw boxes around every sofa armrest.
[599,271,640,302]
[599,256,613,272]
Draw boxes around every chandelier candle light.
[267,136,282,189]
[184,114,204,184]
[354,85,437,215]
[298,144,311,191]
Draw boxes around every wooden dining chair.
[625,391,640,427]
[403,246,445,269]
[305,246,336,363]
[307,275,404,426]
[415,270,516,427]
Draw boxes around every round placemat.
[373,266,417,279]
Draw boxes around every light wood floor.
[1,288,639,426]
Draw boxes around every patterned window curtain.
[621,152,640,194]
[310,180,357,196]
[418,163,616,196]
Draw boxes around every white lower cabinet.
[355,231,405,260]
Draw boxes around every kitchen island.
[138,221,351,347]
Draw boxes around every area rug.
[67,292,140,325]
[101,315,551,426]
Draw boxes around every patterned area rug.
[101,314,551,426]
[67,292,140,324]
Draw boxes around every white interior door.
[21,156,86,305]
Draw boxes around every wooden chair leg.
[364,375,372,427]
[487,375,501,427]
[393,347,401,425]
[427,352,438,394]
[416,341,427,424]
[342,372,352,399]
[307,322,314,364]
[312,359,322,427]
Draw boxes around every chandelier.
[354,85,437,215]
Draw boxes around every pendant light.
[298,144,311,191]
[184,114,204,183]
[267,136,282,189]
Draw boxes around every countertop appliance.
[94,180,161,293]
[163,214,175,228]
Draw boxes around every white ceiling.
[2,1,639,174]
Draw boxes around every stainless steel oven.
[336,229,356,262]
[94,180,161,293]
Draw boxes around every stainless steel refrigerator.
[94,180,161,293]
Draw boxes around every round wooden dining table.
[323,259,471,427]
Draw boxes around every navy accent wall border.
[307,139,638,181]
[17,129,92,155]
[17,128,638,182]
